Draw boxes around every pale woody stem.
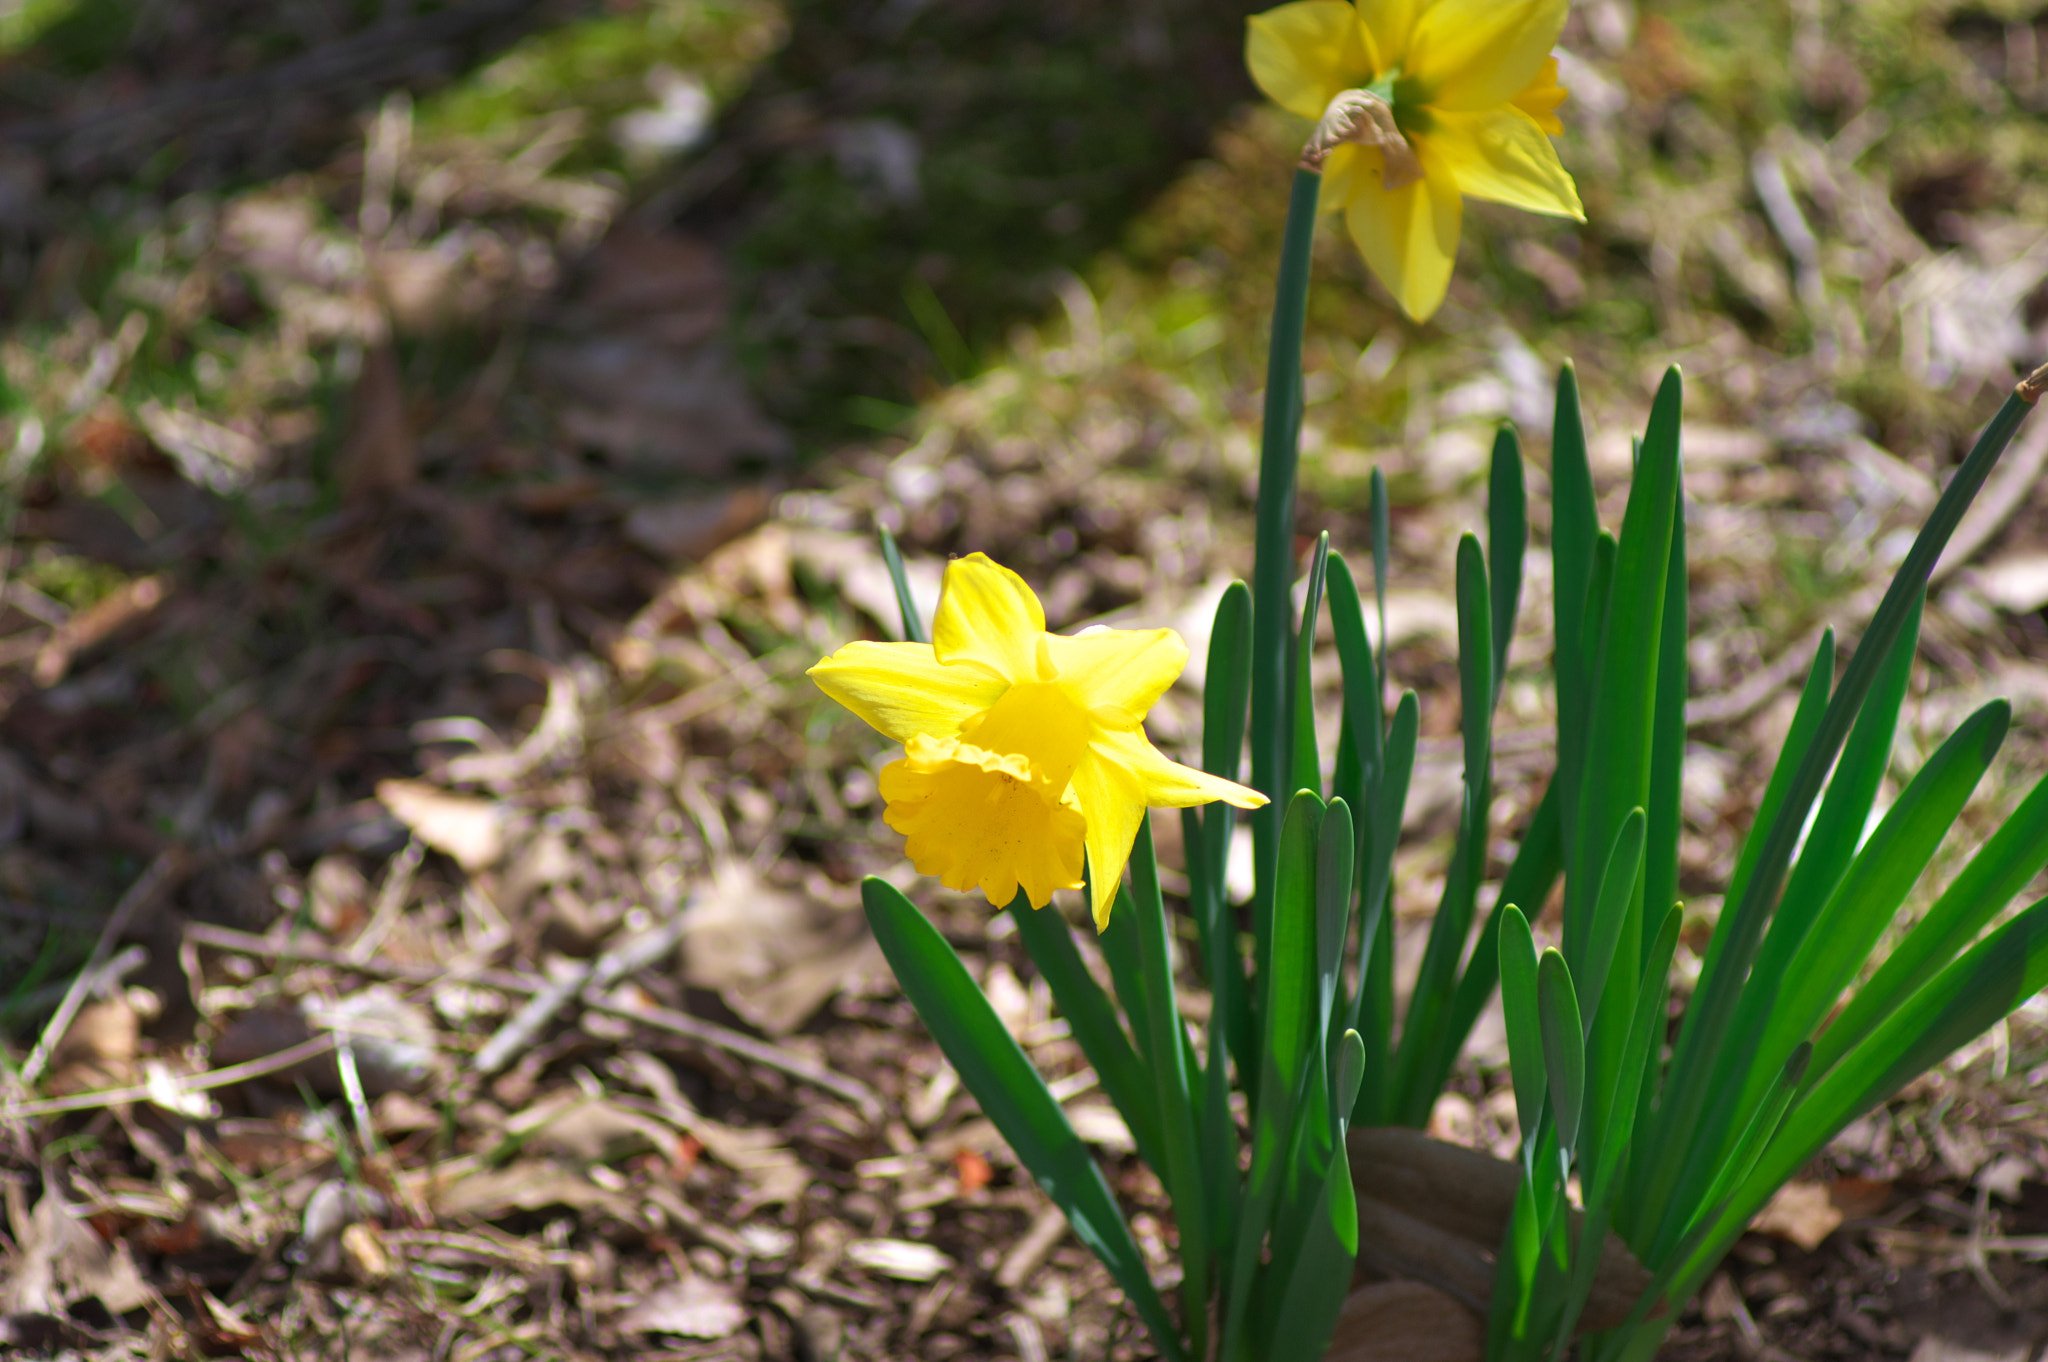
[2021,361,2048,404]
[1300,88,1423,192]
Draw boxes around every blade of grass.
[877,526,928,645]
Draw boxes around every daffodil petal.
[1355,0,1420,72]
[1068,753,1149,932]
[1089,727,1270,811]
[959,679,1093,792]
[1246,0,1375,121]
[1430,107,1583,220]
[1342,148,1464,321]
[1070,730,1268,931]
[810,640,1008,745]
[931,553,1047,682]
[1407,0,1567,112]
[1320,143,1365,214]
[1043,627,1189,729]
[1511,55,1568,136]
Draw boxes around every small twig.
[348,837,424,964]
[583,988,884,1125]
[471,914,689,1077]
[182,921,535,994]
[180,917,884,1122]
[0,1032,339,1123]
[995,1204,1070,1290]
[1,943,148,1021]
[15,851,187,1090]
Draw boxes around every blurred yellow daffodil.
[811,554,1266,930]
[1247,0,1583,321]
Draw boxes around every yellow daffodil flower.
[812,554,1266,930]
[1247,0,1584,321]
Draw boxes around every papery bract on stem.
[812,553,1266,930]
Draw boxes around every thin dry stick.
[182,921,535,993]
[472,914,689,1076]
[1,1032,340,1123]
[15,851,187,1090]
[178,919,885,1121]
[582,989,884,1124]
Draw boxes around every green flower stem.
[1250,167,1323,983]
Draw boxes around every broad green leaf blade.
[1098,881,1152,1064]
[1249,169,1325,935]
[1128,818,1211,1357]
[1264,1146,1360,1361]
[1498,906,1548,1147]
[1638,381,2042,1264]
[1682,1043,1811,1249]
[1747,703,2009,1108]
[1390,537,1493,1124]
[1006,895,1165,1176]
[1350,688,1418,1042]
[1537,950,1586,1157]
[1453,534,1495,793]
[1333,1028,1368,1125]
[1489,423,1528,695]
[1811,767,2048,1084]
[1665,893,2048,1321]
[1197,582,1256,1086]
[1291,532,1333,802]
[1743,595,1923,1022]
[1371,466,1391,693]
[1353,919,1395,1126]
[1316,799,1358,1055]
[1625,628,1835,1239]
[1667,699,2008,1260]
[1440,781,1565,1094]
[1204,582,1255,785]
[1550,362,1599,862]
[1581,808,1648,1027]
[1327,552,1386,798]
[1568,367,1681,971]
[878,526,929,645]
[1597,903,1680,1198]
[1223,791,1324,1360]
[861,878,1185,1360]
[1642,471,1688,976]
